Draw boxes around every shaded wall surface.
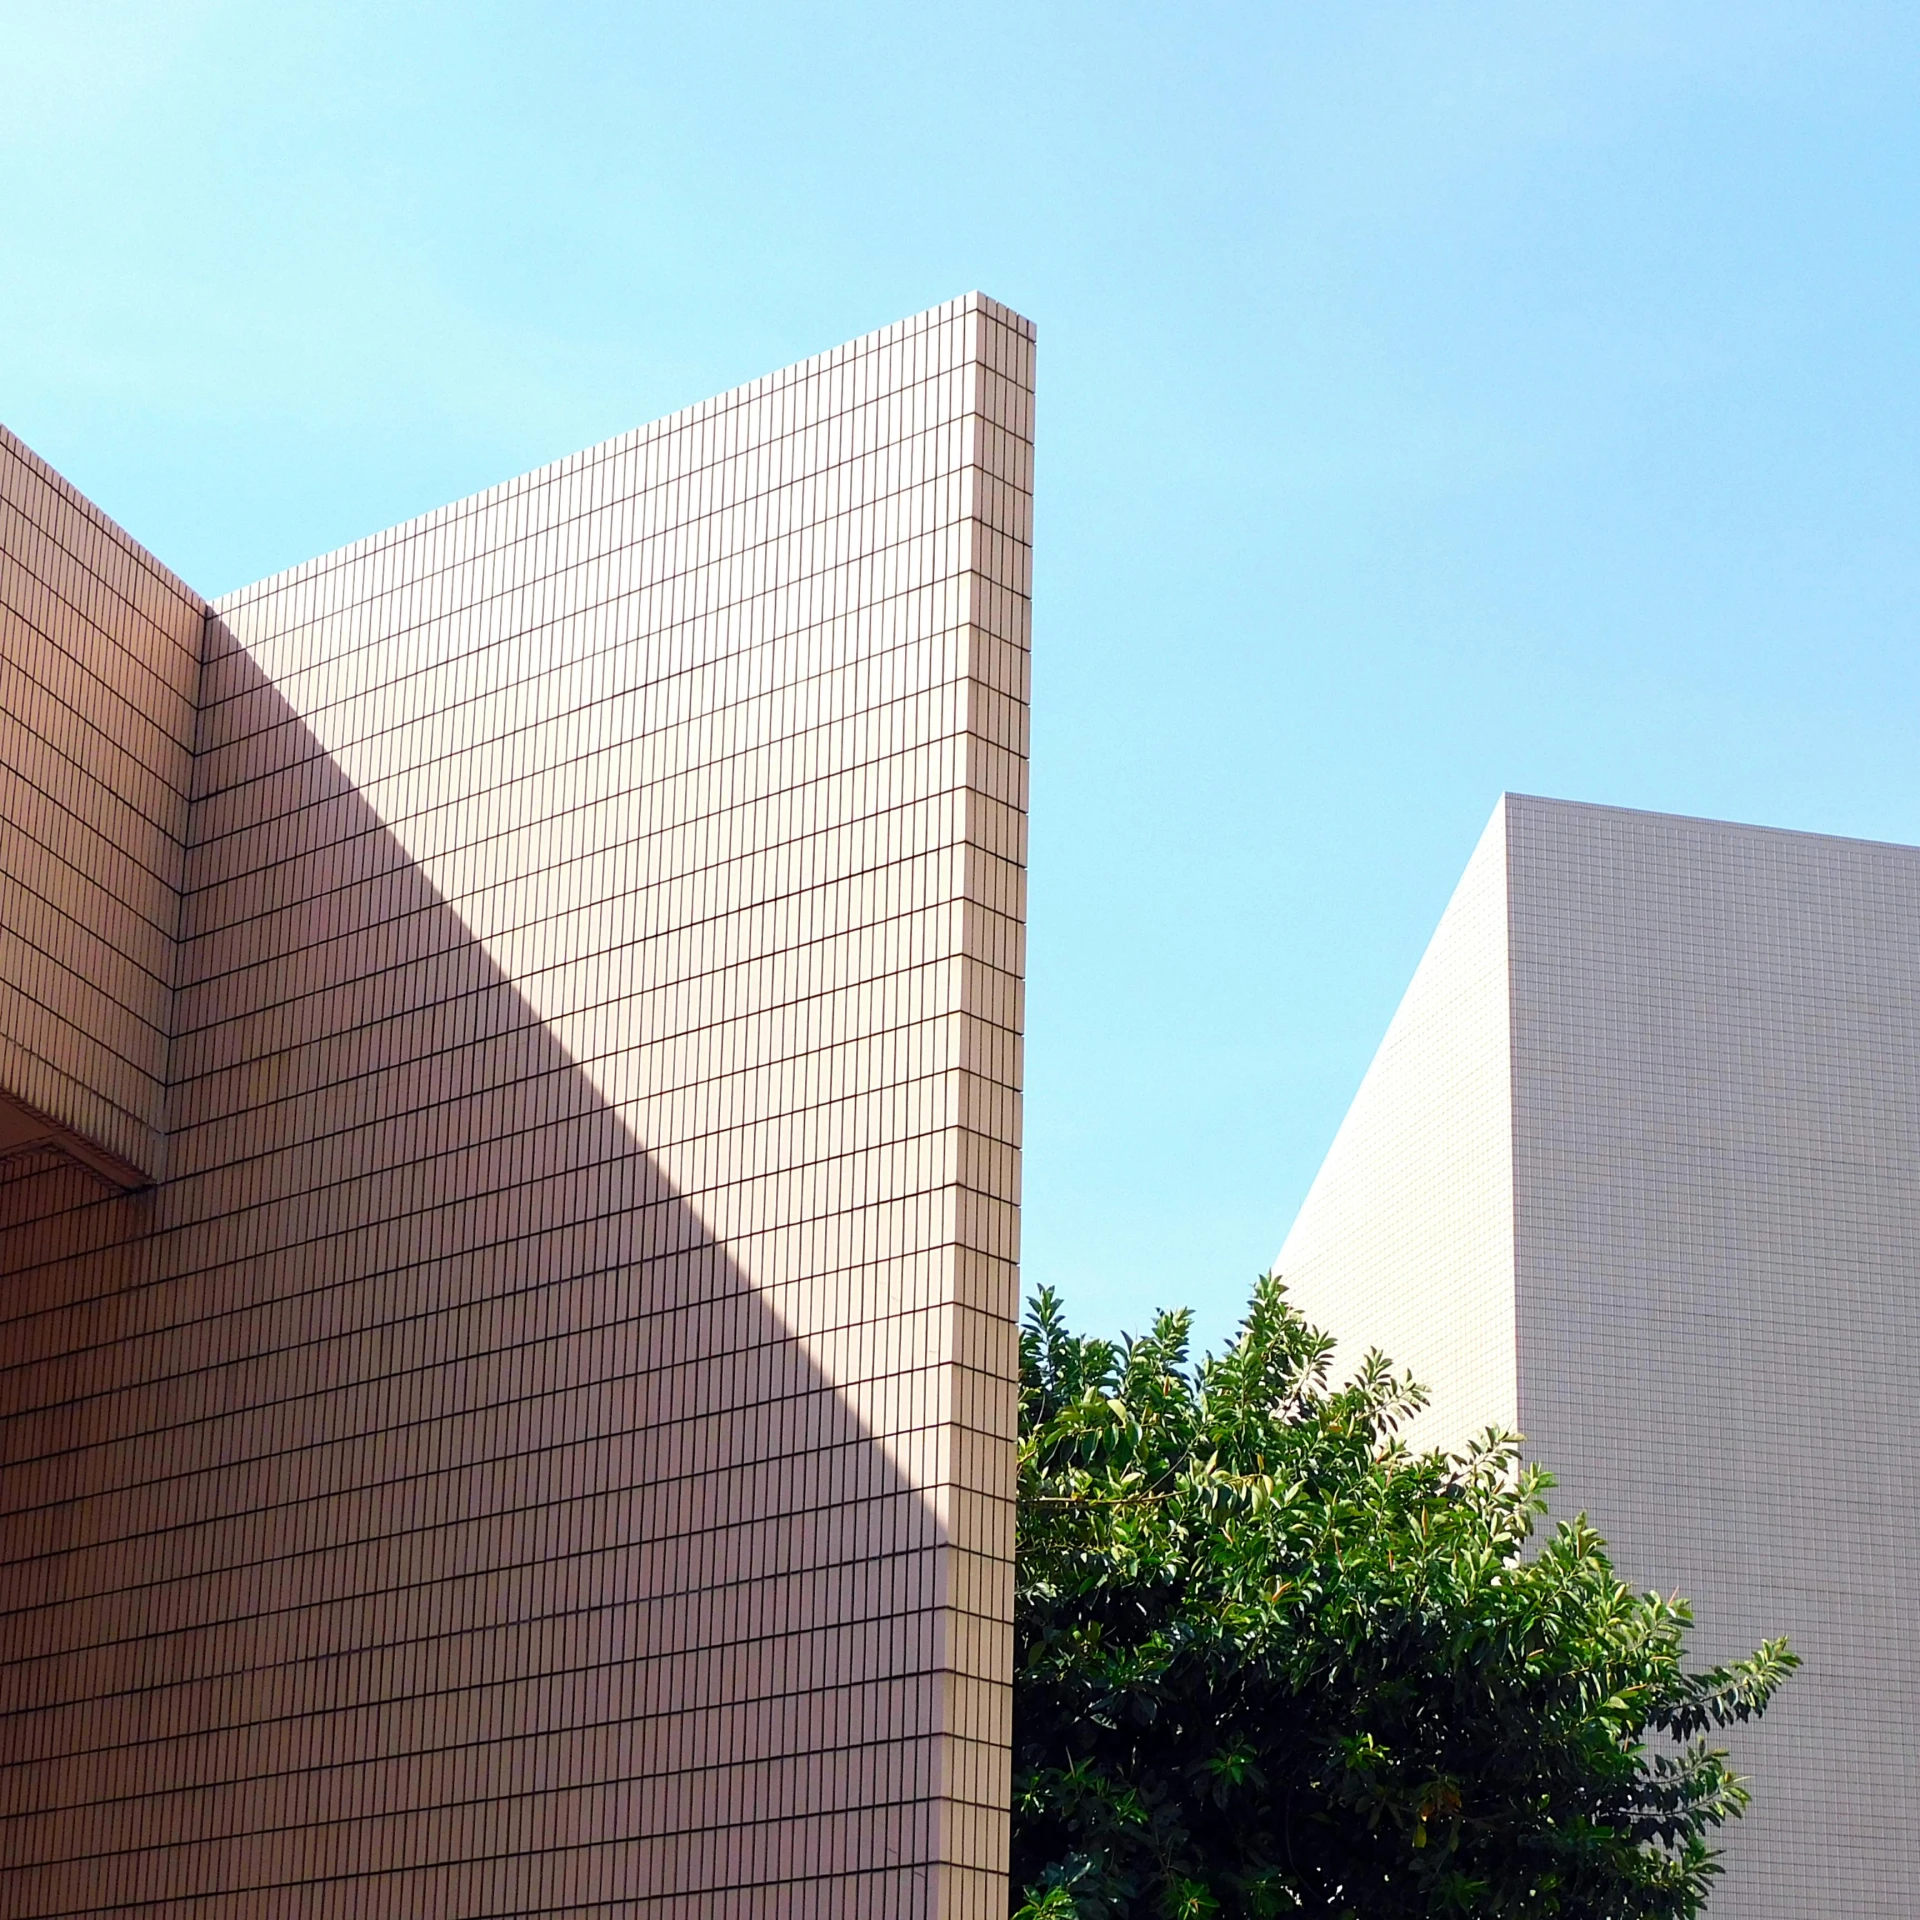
[1508,797,1920,1920]
[0,425,202,1185]
[1277,792,1920,1919]
[0,292,1032,1919]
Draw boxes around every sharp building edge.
[0,292,1032,1919]
[1275,799,1517,1455]
[1278,790,1920,1917]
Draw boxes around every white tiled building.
[1278,792,1920,1917]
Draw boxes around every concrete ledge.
[0,1088,150,1191]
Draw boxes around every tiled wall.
[1273,799,1517,1453]
[1508,795,1920,1918]
[0,425,202,1184]
[0,293,1031,1918]
[1280,792,1920,1917]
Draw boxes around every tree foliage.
[1012,1277,1796,1919]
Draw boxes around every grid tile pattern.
[1274,801,1517,1453]
[1508,795,1920,1919]
[1279,792,1920,1918]
[0,293,1032,1918]
[0,423,203,1185]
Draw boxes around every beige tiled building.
[0,292,1032,1919]
[1279,792,1920,1918]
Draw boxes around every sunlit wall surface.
[0,293,1032,1920]
[1280,793,1920,1918]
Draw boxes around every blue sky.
[5,3,1918,1353]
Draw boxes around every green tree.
[1012,1277,1796,1919]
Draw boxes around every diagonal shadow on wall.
[0,620,957,1919]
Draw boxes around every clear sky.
[5,3,1918,1354]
